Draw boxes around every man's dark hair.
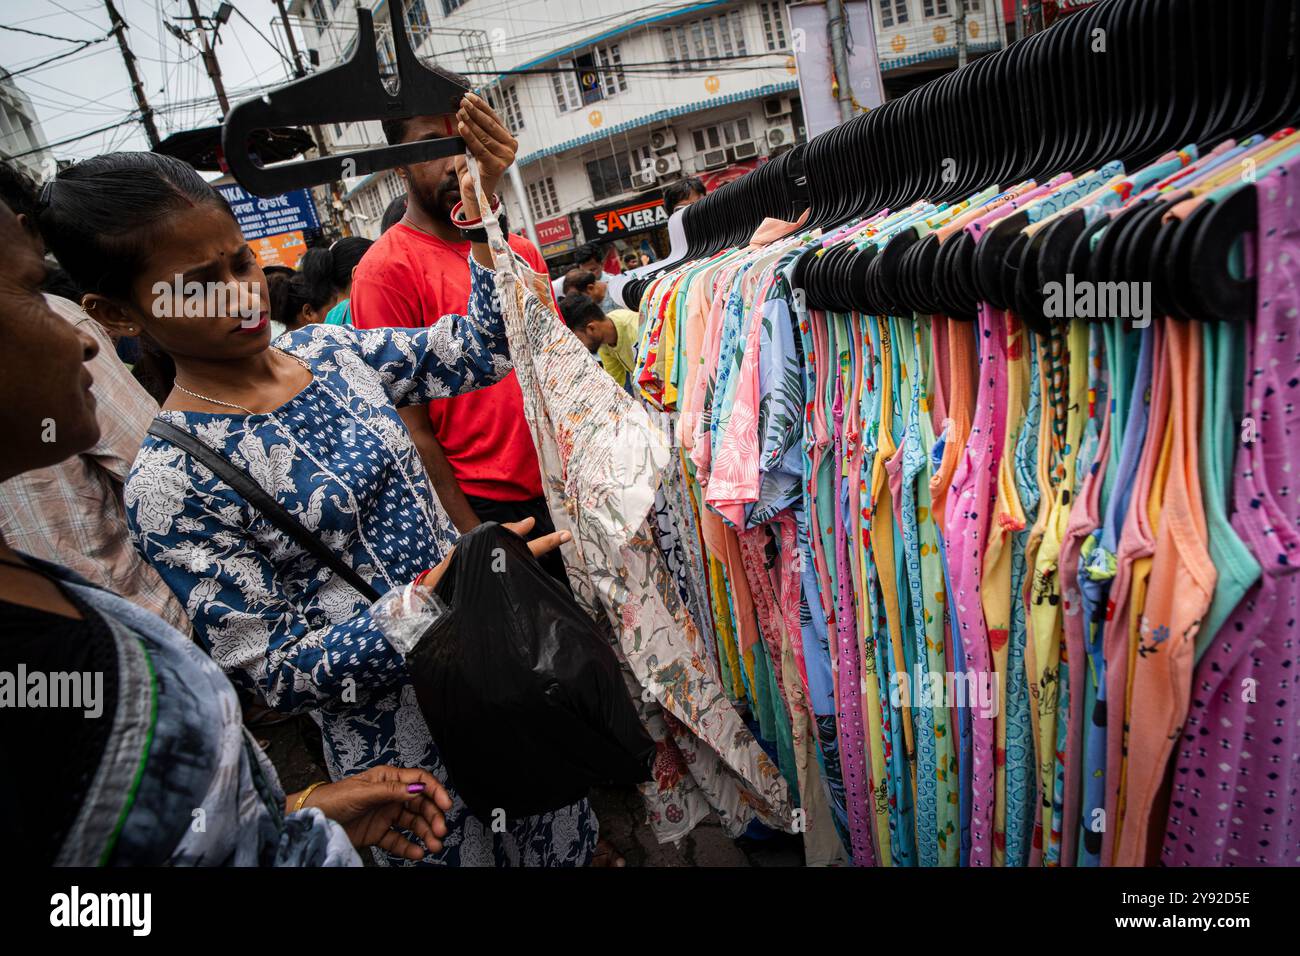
[380,194,407,233]
[380,69,475,144]
[562,269,597,296]
[663,176,706,216]
[559,293,605,333]
[574,241,605,267]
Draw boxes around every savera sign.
[580,192,668,240]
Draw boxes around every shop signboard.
[580,192,668,241]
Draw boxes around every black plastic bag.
[405,522,653,821]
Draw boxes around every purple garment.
[1162,159,1300,866]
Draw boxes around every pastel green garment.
[1195,321,1259,661]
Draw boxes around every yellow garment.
[1028,320,1088,862]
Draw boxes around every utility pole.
[956,0,968,68]
[826,0,854,124]
[272,0,308,77]
[271,0,346,237]
[272,0,330,157]
[104,0,160,147]
[185,0,230,115]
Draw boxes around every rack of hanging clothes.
[622,0,1300,866]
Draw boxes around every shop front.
[578,191,671,273]
[532,214,578,268]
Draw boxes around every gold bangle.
[293,780,328,813]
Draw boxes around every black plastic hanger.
[222,0,466,197]
[1183,184,1256,323]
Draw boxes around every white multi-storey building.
[290,0,1003,265]
[0,68,55,183]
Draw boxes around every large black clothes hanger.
[222,0,467,197]
[617,0,1296,317]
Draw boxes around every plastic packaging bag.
[405,522,654,821]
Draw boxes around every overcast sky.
[1,0,299,167]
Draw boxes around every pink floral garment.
[942,304,1009,865]
[707,270,776,525]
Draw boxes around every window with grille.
[759,1,788,52]
[383,173,402,206]
[963,0,981,11]
[594,44,628,97]
[526,177,561,219]
[441,0,468,14]
[922,0,951,18]
[311,0,329,31]
[406,0,432,40]
[662,10,748,72]
[691,117,753,152]
[878,0,909,28]
[553,45,626,112]
[377,33,396,88]
[586,153,634,202]
[487,84,525,133]
[552,58,582,112]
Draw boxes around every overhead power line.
[6,115,138,160]
[3,32,112,79]
[0,22,100,42]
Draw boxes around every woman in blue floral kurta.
[125,255,597,866]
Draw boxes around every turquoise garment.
[1195,321,1260,661]
[324,297,352,325]
[898,313,939,866]
[789,278,851,854]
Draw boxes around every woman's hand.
[454,92,517,219]
[288,766,454,860]
[420,517,570,591]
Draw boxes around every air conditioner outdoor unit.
[654,152,682,177]
[767,121,796,149]
[700,148,729,170]
[650,128,677,152]
[733,139,760,161]
[632,167,659,189]
[763,96,790,119]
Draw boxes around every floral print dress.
[125,256,596,867]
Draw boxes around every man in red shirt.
[351,107,568,584]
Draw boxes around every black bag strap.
[148,417,381,603]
